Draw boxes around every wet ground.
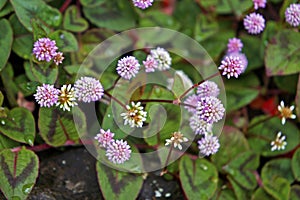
[0,147,184,200]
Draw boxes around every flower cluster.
[32,38,64,65]
[183,80,224,156]
[285,3,300,27]
[121,102,147,128]
[95,129,131,164]
[219,56,244,79]
[116,47,171,80]
[225,38,248,73]
[132,0,154,9]
[244,13,265,35]
[34,77,104,111]
[252,0,267,10]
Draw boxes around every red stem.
[59,0,72,13]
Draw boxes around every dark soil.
[0,147,184,200]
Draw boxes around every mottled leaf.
[223,151,259,190]
[63,6,88,32]
[96,161,143,200]
[83,3,136,31]
[292,148,300,181]
[224,73,260,112]
[179,156,218,200]
[194,14,218,42]
[49,30,78,52]
[9,14,33,60]
[228,176,252,200]
[80,0,105,7]
[0,134,19,150]
[261,158,294,184]
[216,0,252,16]
[24,62,58,84]
[263,177,290,200]
[0,2,13,18]
[0,63,18,107]
[0,108,35,145]
[290,185,300,200]
[252,188,274,200]
[0,19,13,72]
[0,149,39,200]
[248,115,300,156]
[265,30,300,76]
[10,0,62,32]
[211,126,250,171]
[38,107,86,147]
[0,0,7,10]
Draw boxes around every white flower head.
[56,84,77,111]
[120,102,147,128]
[278,101,296,125]
[165,132,188,150]
[271,132,287,151]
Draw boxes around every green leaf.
[216,0,252,16]
[139,11,180,30]
[24,62,58,84]
[247,115,300,156]
[0,108,35,145]
[295,74,300,120]
[83,3,136,31]
[0,149,39,200]
[223,151,259,190]
[292,148,300,181]
[261,158,294,184]
[179,156,218,200]
[265,30,300,76]
[0,19,13,72]
[0,63,18,107]
[228,176,252,200]
[252,188,274,200]
[80,0,105,7]
[63,6,88,32]
[0,0,7,10]
[240,34,264,72]
[0,91,3,106]
[31,18,48,41]
[225,73,260,112]
[263,177,290,200]
[194,15,218,42]
[49,30,78,52]
[0,2,13,18]
[290,185,300,200]
[38,107,86,147]
[211,126,249,171]
[274,74,298,94]
[0,134,19,150]
[9,14,33,60]
[10,0,62,32]
[96,161,143,200]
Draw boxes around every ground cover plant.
[0,0,300,199]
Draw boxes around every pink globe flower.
[74,77,104,103]
[116,56,140,80]
[285,3,300,27]
[196,96,225,124]
[143,55,158,73]
[197,81,220,98]
[198,134,220,156]
[225,52,248,73]
[132,0,154,9]
[227,38,243,53]
[33,38,58,62]
[34,84,60,107]
[244,13,265,34]
[94,129,114,148]
[253,0,267,10]
[106,140,131,164]
[219,56,244,79]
